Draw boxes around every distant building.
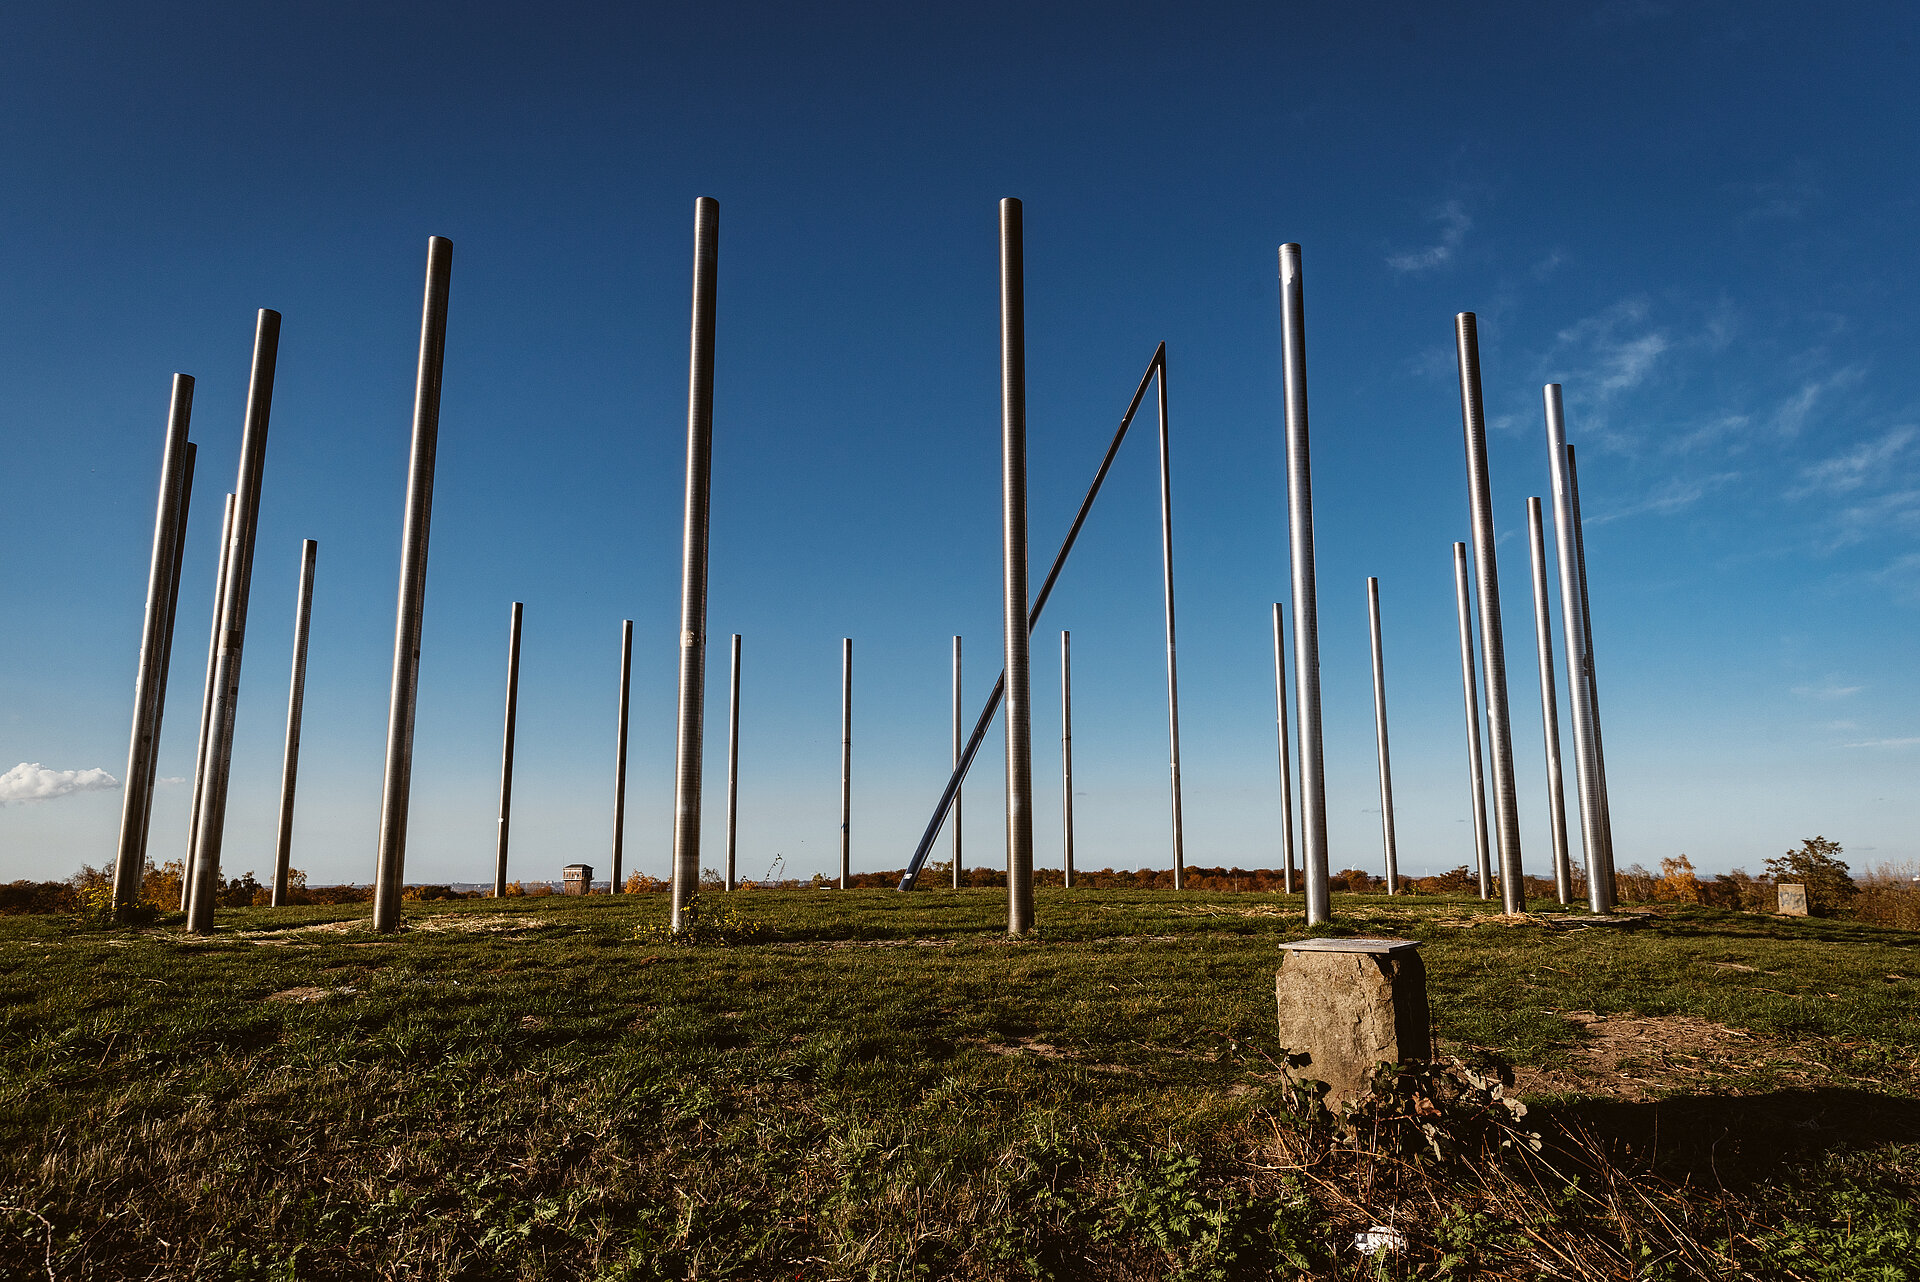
[563,864,593,896]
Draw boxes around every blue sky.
[3,1,1917,887]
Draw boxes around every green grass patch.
[1,889,1916,1278]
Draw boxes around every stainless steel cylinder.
[840,637,852,890]
[1454,313,1526,913]
[1544,387,1613,910]
[1367,578,1399,893]
[1154,351,1187,889]
[671,197,719,931]
[1000,197,1035,935]
[183,492,235,911]
[1526,498,1574,904]
[493,601,523,897]
[1453,542,1493,898]
[270,539,317,906]
[188,311,282,934]
[1277,245,1330,924]
[1270,603,1296,895]
[1566,445,1615,873]
[142,441,195,889]
[726,633,741,891]
[372,238,453,933]
[1060,629,1074,889]
[612,619,633,894]
[951,635,963,887]
[113,376,194,917]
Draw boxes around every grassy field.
[2,889,1917,1280]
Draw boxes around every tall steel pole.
[1567,445,1615,867]
[1544,387,1613,910]
[182,493,235,910]
[270,539,317,906]
[1060,630,1074,889]
[1453,543,1493,898]
[1367,578,1399,894]
[840,637,852,890]
[612,619,633,895]
[113,375,195,916]
[951,635,963,887]
[1271,604,1296,895]
[671,197,719,932]
[371,237,454,933]
[725,633,741,891]
[187,311,282,934]
[1526,498,1574,904]
[1278,244,1330,925]
[1454,313,1526,914]
[142,441,195,889]
[1154,353,1187,889]
[1000,197,1035,936]
[493,602,522,897]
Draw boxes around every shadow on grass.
[1544,1087,1920,1187]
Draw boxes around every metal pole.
[1060,629,1074,889]
[1568,441,1618,895]
[1454,543,1493,898]
[493,601,522,897]
[1278,244,1330,925]
[840,637,852,890]
[371,237,454,933]
[1527,498,1574,904]
[1001,197,1034,936]
[612,619,633,894]
[1545,387,1613,910]
[671,197,719,931]
[187,312,281,934]
[726,633,741,891]
[270,539,317,906]
[142,441,195,880]
[1153,353,1187,889]
[951,635,963,887]
[898,349,1163,891]
[1454,313,1526,914]
[113,375,194,916]
[183,492,235,910]
[1271,603,1296,895]
[1367,578,1399,894]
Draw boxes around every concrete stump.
[1776,883,1809,916]
[1275,937,1429,1108]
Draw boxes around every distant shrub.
[624,872,668,893]
[1766,836,1857,917]
[1854,861,1920,930]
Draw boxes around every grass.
[2,889,1917,1279]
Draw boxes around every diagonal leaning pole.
[897,344,1164,892]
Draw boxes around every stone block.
[1776,883,1808,916]
[1275,937,1429,1109]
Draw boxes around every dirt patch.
[1504,1012,1815,1102]
[408,913,542,934]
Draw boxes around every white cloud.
[0,762,121,806]
[1791,680,1863,700]
[1551,300,1671,396]
[1387,201,1470,275]
[1771,365,1864,439]
[1589,472,1738,524]
[1789,426,1916,499]
[1841,737,1920,750]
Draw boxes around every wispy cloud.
[1589,471,1738,524]
[1789,426,1917,498]
[1667,413,1752,456]
[1771,365,1864,438]
[1387,201,1470,275]
[1552,300,1671,394]
[0,762,120,805]
[1791,679,1863,700]
[1841,737,1920,750]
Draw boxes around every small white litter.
[1353,1226,1407,1255]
